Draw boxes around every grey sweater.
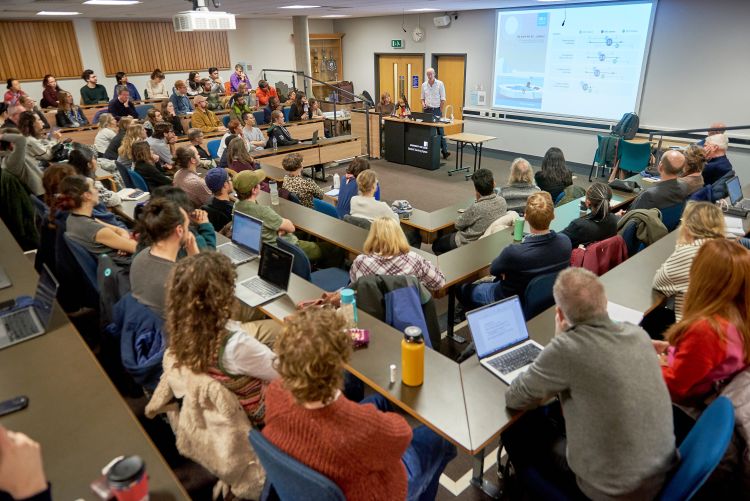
[506,317,677,500]
[498,182,540,213]
[0,134,44,196]
[454,193,507,246]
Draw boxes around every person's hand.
[616,209,626,217]
[184,231,199,256]
[652,340,669,355]
[0,426,48,500]
[277,229,287,237]
[191,209,208,225]
[163,163,174,171]
[302,113,309,120]
[52,130,62,141]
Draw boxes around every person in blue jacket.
[337,157,380,219]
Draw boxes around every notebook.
[217,212,263,265]
[0,265,59,350]
[235,244,294,307]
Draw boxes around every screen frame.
[491,0,659,123]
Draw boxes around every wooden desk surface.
[383,117,465,128]
[445,133,496,143]
[0,222,188,500]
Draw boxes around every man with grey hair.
[629,149,688,210]
[702,133,733,186]
[420,67,450,159]
[503,268,677,500]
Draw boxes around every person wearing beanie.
[203,167,235,232]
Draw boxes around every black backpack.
[612,112,639,140]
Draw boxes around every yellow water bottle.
[401,326,425,386]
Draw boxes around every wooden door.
[377,55,424,113]
[436,55,465,135]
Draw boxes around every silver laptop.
[0,265,59,350]
[727,176,750,210]
[467,295,543,385]
[217,212,263,265]
[302,130,319,145]
[235,244,294,307]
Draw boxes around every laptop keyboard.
[220,244,253,262]
[3,310,38,341]
[488,344,541,375]
[242,278,281,298]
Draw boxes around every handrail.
[647,125,750,142]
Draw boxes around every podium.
[383,117,463,171]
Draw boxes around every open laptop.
[301,130,319,145]
[727,176,750,210]
[0,265,59,350]
[410,111,437,123]
[466,295,543,385]
[235,244,294,307]
[217,212,263,265]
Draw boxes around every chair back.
[248,430,346,501]
[135,104,153,120]
[617,140,651,174]
[554,191,565,205]
[523,270,561,320]
[63,233,99,293]
[282,107,291,122]
[116,161,135,189]
[313,198,339,218]
[128,169,149,192]
[594,134,619,165]
[621,220,642,257]
[658,396,735,501]
[276,237,311,281]
[222,114,231,127]
[659,203,685,232]
[207,139,222,159]
[253,110,266,126]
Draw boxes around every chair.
[621,220,643,257]
[523,270,561,320]
[282,107,291,122]
[616,140,651,175]
[589,134,619,181]
[253,110,266,126]
[658,396,735,501]
[116,161,135,189]
[224,81,232,95]
[207,139,222,159]
[313,198,339,219]
[249,430,345,501]
[276,238,350,292]
[135,104,153,120]
[222,114,230,127]
[554,191,565,205]
[128,169,149,192]
[63,233,99,293]
[659,203,685,232]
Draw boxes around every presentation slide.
[492,2,655,120]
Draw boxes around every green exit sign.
[391,39,404,49]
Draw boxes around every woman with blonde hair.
[653,201,726,320]
[55,91,88,128]
[94,112,118,155]
[499,157,540,213]
[117,123,147,168]
[350,217,445,291]
[165,251,279,426]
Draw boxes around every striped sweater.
[652,239,708,320]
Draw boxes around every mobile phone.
[450,334,467,344]
[0,396,29,417]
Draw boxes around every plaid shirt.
[349,251,445,291]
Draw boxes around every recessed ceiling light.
[37,11,81,15]
[279,4,321,8]
[83,0,141,5]
[406,8,440,12]
[320,14,349,18]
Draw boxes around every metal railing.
[647,125,750,143]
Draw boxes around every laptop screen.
[33,264,59,328]
[232,212,263,254]
[467,296,530,359]
[258,244,293,290]
[727,176,743,206]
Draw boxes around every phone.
[457,208,466,213]
[0,396,29,417]
[449,334,467,344]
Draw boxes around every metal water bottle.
[401,326,425,386]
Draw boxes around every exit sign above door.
[391,39,404,49]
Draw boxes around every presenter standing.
[421,68,450,160]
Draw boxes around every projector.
[433,15,451,28]
[173,10,236,31]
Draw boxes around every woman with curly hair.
[262,307,456,500]
[679,144,706,196]
[116,123,147,169]
[165,251,279,425]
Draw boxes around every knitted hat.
[204,167,228,193]
[234,169,267,195]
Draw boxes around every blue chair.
[616,140,651,175]
[554,191,566,206]
[253,110,266,126]
[621,221,643,257]
[222,114,230,127]
[249,430,345,501]
[63,233,99,293]
[282,107,291,122]
[276,238,350,292]
[658,396,735,501]
[523,270,562,320]
[660,203,685,232]
[116,161,135,189]
[135,104,153,120]
[128,169,149,192]
[313,198,339,219]
[207,139,222,159]
[589,134,619,181]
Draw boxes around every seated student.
[679,144,706,196]
[630,150,688,210]
[146,121,177,168]
[186,71,202,97]
[172,145,212,208]
[165,252,279,426]
[652,202,725,322]
[229,93,253,122]
[265,110,299,148]
[130,198,199,317]
[534,147,573,202]
[108,86,138,121]
[350,170,397,222]
[655,239,750,408]
[208,67,225,95]
[263,308,456,500]
[116,123,147,169]
[187,128,214,167]
[227,136,257,173]
[79,70,110,105]
[0,130,44,197]
[281,152,323,208]
[0,425,51,501]
[504,268,677,500]
[498,157,541,214]
[104,116,134,160]
[67,145,121,209]
[150,185,215,252]
[336,157,379,219]
[560,182,619,248]
[56,175,136,257]
[94,113,118,155]
[241,112,265,149]
[289,92,310,122]
[695,121,725,147]
[132,141,172,192]
[394,95,411,118]
[199,78,223,111]
[230,64,252,93]
[702,133,733,186]
[217,118,242,159]
[42,74,64,108]
[4,78,27,107]
[460,192,571,310]
[308,97,323,118]
[189,95,226,133]
[202,167,234,232]
[432,169,507,255]
[169,80,194,116]
[283,89,297,107]
[350,217,445,291]
[254,79,277,107]
[233,170,340,265]
[113,72,141,102]
[161,99,185,136]
[17,111,60,163]
[263,96,282,124]
[19,95,50,130]
[55,91,88,128]
[375,91,395,115]
[143,107,162,136]
[145,69,168,100]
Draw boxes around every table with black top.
[383,117,464,171]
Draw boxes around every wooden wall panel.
[0,21,83,81]
[95,21,230,76]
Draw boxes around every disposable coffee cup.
[513,218,524,241]
[107,456,149,501]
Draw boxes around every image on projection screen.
[493,2,654,120]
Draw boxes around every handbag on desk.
[609,179,641,193]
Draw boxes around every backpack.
[612,112,640,140]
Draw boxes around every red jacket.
[570,234,628,275]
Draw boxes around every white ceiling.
[0,0,618,20]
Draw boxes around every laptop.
[301,130,319,145]
[410,111,437,123]
[235,244,294,307]
[726,176,750,210]
[466,295,543,385]
[0,265,59,350]
[217,212,263,265]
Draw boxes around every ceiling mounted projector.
[173,0,235,31]
[433,15,451,28]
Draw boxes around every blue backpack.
[612,112,639,140]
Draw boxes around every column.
[292,15,312,89]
